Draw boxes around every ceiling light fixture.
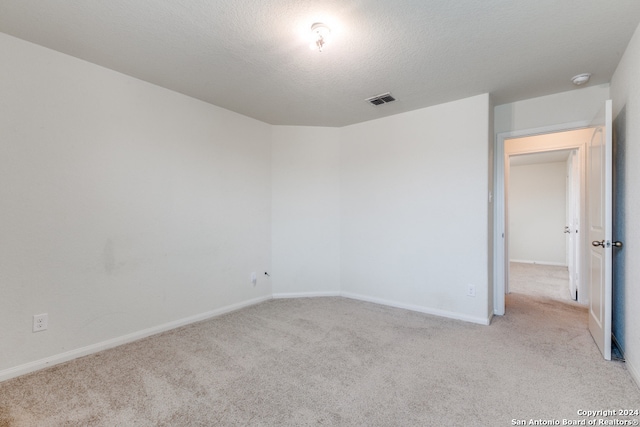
[310,23,331,52]
[571,73,591,86]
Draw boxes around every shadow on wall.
[613,104,626,354]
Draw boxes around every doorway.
[507,149,577,303]
[494,126,594,315]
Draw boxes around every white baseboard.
[273,291,341,299]
[340,292,491,326]
[610,335,640,390]
[627,357,640,390]
[510,259,567,267]
[0,295,272,383]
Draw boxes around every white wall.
[0,33,272,375]
[271,126,341,296]
[340,94,491,324]
[610,22,640,387]
[508,162,566,265]
[0,32,494,378]
[495,84,610,135]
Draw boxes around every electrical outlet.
[467,284,476,297]
[250,272,257,286]
[33,313,48,332]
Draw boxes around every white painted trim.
[0,295,272,383]
[340,292,491,326]
[494,121,591,316]
[498,121,590,140]
[494,129,507,315]
[275,292,490,325]
[272,291,341,299]
[509,259,568,267]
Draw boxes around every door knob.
[592,240,605,247]
[613,241,623,248]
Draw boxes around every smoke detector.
[365,92,396,106]
[571,73,591,86]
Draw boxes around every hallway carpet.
[509,261,577,303]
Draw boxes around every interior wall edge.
[272,292,342,299]
[340,292,491,326]
[0,295,272,384]
[627,358,640,390]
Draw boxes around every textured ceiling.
[1,1,640,127]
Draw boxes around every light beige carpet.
[1,295,639,426]
[509,262,577,304]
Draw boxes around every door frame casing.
[566,150,581,300]
[493,121,590,315]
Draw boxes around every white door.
[588,100,613,360]
[567,150,580,300]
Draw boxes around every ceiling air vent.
[365,92,396,106]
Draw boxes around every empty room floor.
[1,295,639,426]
